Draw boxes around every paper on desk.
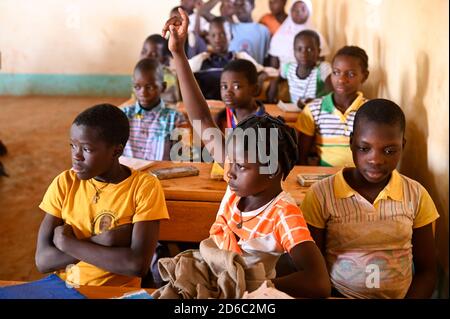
[113,289,153,299]
[119,156,154,171]
[277,101,302,113]
[242,281,294,299]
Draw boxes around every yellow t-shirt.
[39,169,169,287]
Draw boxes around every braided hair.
[333,45,369,73]
[225,114,298,180]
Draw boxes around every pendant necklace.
[237,196,278,229]
[88,179,109,204]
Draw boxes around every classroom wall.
[0,0,272,96]
[311,0,449,297]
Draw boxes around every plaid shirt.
[121,100,186,161]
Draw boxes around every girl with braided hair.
[162,8,330,298]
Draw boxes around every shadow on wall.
[398,51,449,298]
[314,0,349,58]
[363,35,387,99]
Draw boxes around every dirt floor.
[0,96,126,281]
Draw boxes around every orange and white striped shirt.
[210,187,313,278]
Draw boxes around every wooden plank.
[160,201,219,242]
[176,100,299,123]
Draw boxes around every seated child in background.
[189,16,270,100]
[35,104,169,287]
[295,46,370,166]
[140,34,180,105]
[121,34,180,107]
[122,58,187,161]
[214,59,266,133]
[259,0,288,36]
[162,7,331,298]
[170,6,207,59]
[300,99,439,298]
[281,30,332,109]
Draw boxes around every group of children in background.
[34,1,440,299]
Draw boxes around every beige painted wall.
[0,0,274,74]
[312,0,449,295]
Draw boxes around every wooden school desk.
[148,161,339,243]
[0,280,155,299]
[176,100,300,124]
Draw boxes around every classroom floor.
[0,96,126,281]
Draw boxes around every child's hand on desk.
[89,224,133,247]
[162,7,189,55]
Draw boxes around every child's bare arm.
[405,223,437,298]
[35,213,79,273]
[162,8,225,164]
[298,132,314,165]
[198,0,220,21]
[307,225,326,256]
[52,220,159,278]
[89,224,133,247]
[272,241,331,298]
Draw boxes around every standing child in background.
[269,0,330,69]
[259,0,288,36]
[295,46,370,167]
[281,30,332,109]
[189,17,269,101]
[35,104,169,287]
[229,0,271,65]
[170,6,207,59]
[180,0,210,39]
[301,99,439,298]
[122,58,186,161]
[161,9,331,298]
[197,0,237,43]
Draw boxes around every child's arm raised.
[162,8,225,165]
[272,241,331,298]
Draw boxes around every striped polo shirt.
[281,61,331,104]
[300,169,439,298]
[295,92,368,167]
[121,100,186,161]
[210,187,313,278]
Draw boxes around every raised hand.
[162,7,189,56]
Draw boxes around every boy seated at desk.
[121,58,187,161]
[35,104,169,287]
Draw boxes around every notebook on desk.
[0,274,86,299]
[119,156,154,171]
[297,173,333,186]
